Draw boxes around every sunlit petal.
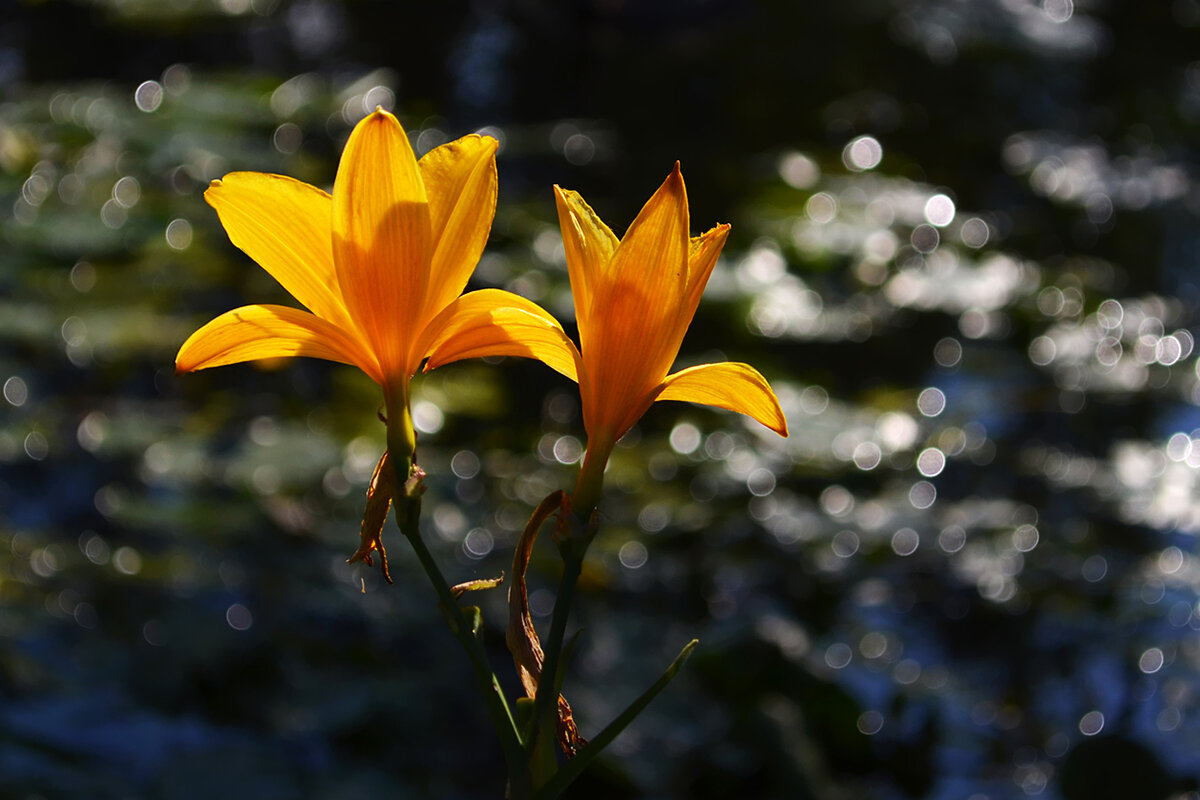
[682,224,730,326]
[175,304,382,383]
[553,185,618,343]
[656,361,789,436]
[582,165,690,436]
[332,108,431,380]
[419,135,499,316]
[205,173,353,329]
[421,289,580,380]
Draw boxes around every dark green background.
[2,1,1199,798]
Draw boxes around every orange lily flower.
[176,108,575,460]
[552,164,789,511]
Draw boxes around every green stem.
[395,491,531,796]
[526,535,585,775]
[384,381,531,797]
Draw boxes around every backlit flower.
[176,108,574,458]
[552,164,789,510]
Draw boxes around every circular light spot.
[800,385,830,414]
[553,435,583,465]
[1139,647,1164,674]
[134,80,164,112]
[1097,299,1124,328]
[451,450,480,479]
[273,122,302,154]
[1012,525,1039,553]
[1157,707,1181,732]
[165,218,193,250]
[860,631,888,659]
[909,481,937,509]
[853,441,882,471]
[934,337,963,368]
[1044,0,1073,23]
[618,540,648,569]
[843,135,883,171]
[669,422,702,455]
[824,642,852,669]
[832,530,859,558]
[960,217,989,248]
[779,152,820,189]
[71,261,97,292]
[747,467,776,497]
[1028,336,1057,366]
[857,710,884,735]
[1159,546,1184,574]
[1081,554,1108,582]
[917,387,946,417]
[1096,336,1122,367]
[4,376,28,406]
[923,194,956,227]
[1078,710,1104,736]
[112,176,141,209]
[894,658,921,684]
[100,199,127,229]
[806,192,838,224]
[638,504,670,533]
[24,432,48,461]
[916,448,946,477]
[563,133,595,166]
[226,603,253,631]
[412,400,444,434]
[113,546,142,575]
[463,528,494,559]
[892,528,919,556]
[938,525,966,553]
[820,485,854,517]
[911,224,939,254]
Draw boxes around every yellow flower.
[552,164,788,510]
[176,108,575,457]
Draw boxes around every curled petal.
[332,108,430,379]
[421,289,580,381]
[656,361,789,437]
[419,135,499,316]
[175,304,382,383]
[682,224,730,327]
[204,173,352,330]
[553,185,618,342]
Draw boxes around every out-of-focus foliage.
[2,1,1199,798]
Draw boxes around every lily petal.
[332,108,431,380]
[419,135,499,317]
[656,361,789,437]
[582,165,690,436]
[205,173,353,330]
[682,224,730,328]
[553,185,618,343]
[421,289,581,381]
[175,304,383,383]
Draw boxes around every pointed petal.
[420,289,580,381]
[205,173,353,329]
[176,304,383,384]
[553,185,618,344]
[332,108,431,380]
[655,362,789,436]
[682,223,730,325]
[419,134,499,315]
[582,165,690,440]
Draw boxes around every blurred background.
[2,0,1200,797]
